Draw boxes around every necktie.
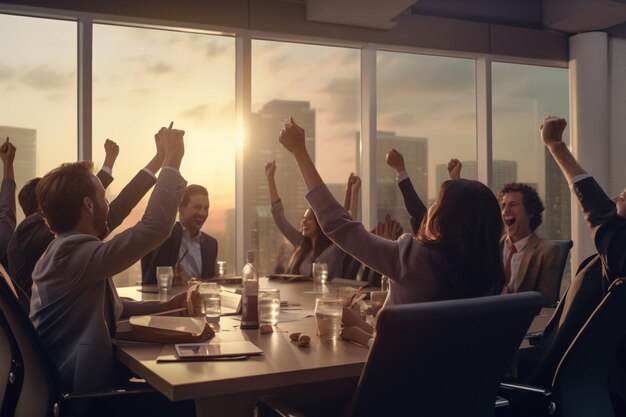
[504,244,517,287]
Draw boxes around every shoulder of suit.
[201,232,218,244]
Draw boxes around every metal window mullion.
[77,15,93,161]
[361,46,376,229]
[476,57,492,187]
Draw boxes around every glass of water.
[198,282,221,323]
[314,298,343,340]
[217,261,227,277]
[156,266,173,292]
[258,288,281,326]
[312,262,328,284]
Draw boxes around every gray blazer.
[29,168,187,391]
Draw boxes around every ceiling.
[305,0,626,37]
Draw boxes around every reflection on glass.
[377,51,476,233]
[492,62,570,289]
[93,24,235,285]
[0,14,77,222]
[251,40,360,275]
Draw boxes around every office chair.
[0,312,21,417]
[0,273,165,417]
[551,239,573,304]
[255,291,544,417]
[501,278,626,417]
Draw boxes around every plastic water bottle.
[240,251,259,329]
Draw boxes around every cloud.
[182,104,210,123]
[0,64,16,80]
[145,61,174,74]
[205,42,230,59]
[19,65,74,89]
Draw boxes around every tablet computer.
[175,341,263,359]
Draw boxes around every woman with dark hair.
[278,117,505,305]
[265,160,344,278]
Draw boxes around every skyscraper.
[356,131,428,233]
[0,125,37,186]
[247,100,315,275]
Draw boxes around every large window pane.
[377,51,476,232]
[251,40,360,275]
[93,24,236,285]
[492,63,570,240]
[0,14,77,222]
[492,62,570,289]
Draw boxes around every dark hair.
[18,177,41,216]
[418,179,505,299]
[499,183,544,231]
[36,161,96,235]
[180,184,208,207]
[287,210,332,276]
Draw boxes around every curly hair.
[498,183,545,231]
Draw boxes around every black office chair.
[255,291,544,417]
[0,311,21,417]
[501,278,626,417]
[0,273,181,417]
[551,239,573,304]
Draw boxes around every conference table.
[114,279,554,417]
[115,279,368,417]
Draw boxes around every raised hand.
[0,137,16,166]
[103,138,119,170]
[447,158,462,180]
[351,174,362,191]
[278,117,306,154]
[265,160,276,181]
[540,116,567,146]
[157,124,185,170]
[386,148,406,173]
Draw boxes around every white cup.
[217,261,227,277]
[156,266,173,292]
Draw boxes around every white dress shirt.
[178,223,202,278]
[503,233,532,292]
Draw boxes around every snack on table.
[289,332,301,342]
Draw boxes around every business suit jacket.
[0,178,16,269]
[29,168,186,392]
[531,176,626,386]
[141,221,218,284]
[502,233,561,307]
[397,176,427,234]
[8,169,156,298]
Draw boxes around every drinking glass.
[312,262,329,287]
[203,295,221,323]
[370,290,388,317]
[381,275,390,292]
[217,261,227,277]
[258,288,281,326]
[156,266,173,292]
[314,298,343,340]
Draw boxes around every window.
[251,40,360,275]
[377,51,476,232]
[92,24,236,284]
[0,14,77,221]
[492,62,570,240]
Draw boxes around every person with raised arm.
[530,116,626,387]
[9,136,165,299]
[264,160,344,279]
[0,137,17,267]
[385,148,428,233]
[278,116,504,304]
[448,157,561,306]
[30,124,190,392]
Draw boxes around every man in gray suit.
[30,125,188,392]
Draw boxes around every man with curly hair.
[499,182,561,306]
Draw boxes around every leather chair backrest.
[349,292,544,417]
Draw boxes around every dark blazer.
[531,176,626,386]
[397,177,427,234]
[141,221,218,284]
[8,169,156,298]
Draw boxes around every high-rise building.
[247,100,315,275]
[544,150,571,240]
[356,131,427,233]
[0,125,37,187]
